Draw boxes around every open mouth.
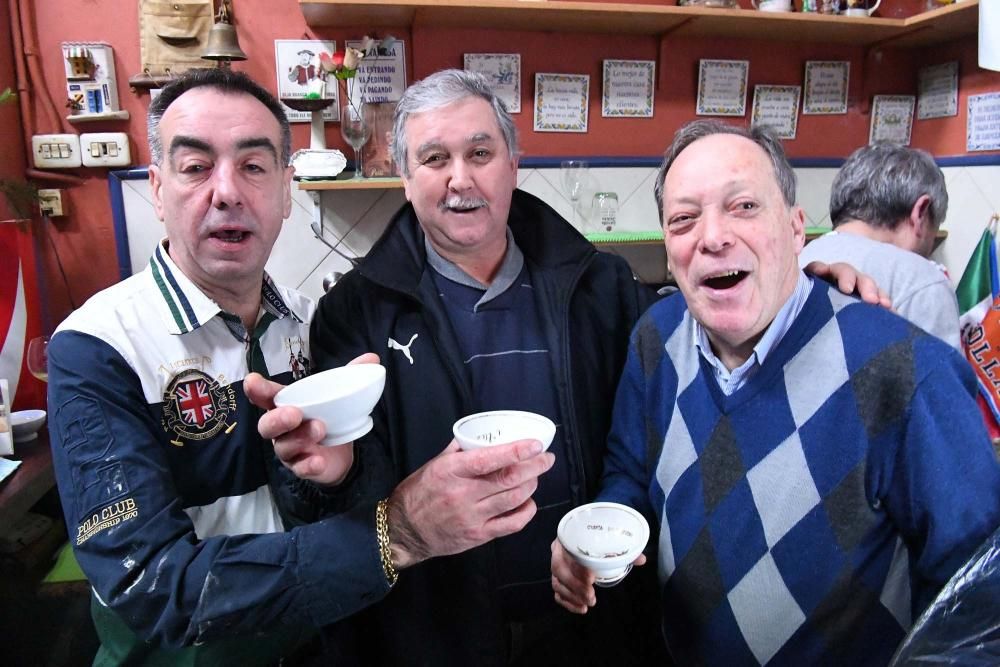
[211,230,248,243]
[703,270,747,290]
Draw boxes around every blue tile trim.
[109,168,149,280]
[521,155,1000,169]
[936,155,1000,167]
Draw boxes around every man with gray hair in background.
[799,143,959,348]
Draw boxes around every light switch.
[32,134,81,168]
[80,132,131,167]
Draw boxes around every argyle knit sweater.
[601,279,1000,666]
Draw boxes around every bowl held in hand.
[452,410,556,451]
[557,502,650,587]
[274,364,386,446]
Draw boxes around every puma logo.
[388,333,419,365]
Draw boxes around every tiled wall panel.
[121,165,998,302]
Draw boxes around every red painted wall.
[12,0,1000,325]
[1,0,46,409]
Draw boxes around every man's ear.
[909,194,934,238]
[790,205,807,254]
[149,165,165,221]
[282,164,294,219]
[401,173,413,202]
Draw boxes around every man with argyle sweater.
[551,120,1000,665]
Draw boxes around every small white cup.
[274,364,386,446]
[452,410,556,451]
[558,502,650,587]
[753,0,793,11]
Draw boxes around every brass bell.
[202,0,247,64]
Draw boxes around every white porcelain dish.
[274,364,386,446]
[452,410,556,451]
[10,409,47,442]
[557,502,650,587]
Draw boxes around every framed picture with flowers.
[464,53,521,113]
[534,73,589,133]
[345,37,407,110]
[602,59,655,118]
[869,95,915,146]
[274,39,338,123]
[696,59,748,117]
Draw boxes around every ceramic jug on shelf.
[842,0,881,17]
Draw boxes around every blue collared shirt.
[694,271,813,395]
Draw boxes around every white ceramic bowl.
[10,409,47,442]
[452,410,556,451]
[557,502,650,587]
[273,364,386,446]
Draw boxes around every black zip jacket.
[303,189,666,665]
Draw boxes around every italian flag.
[956,217,1000,439]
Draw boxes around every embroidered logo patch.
[388,333,419,365]
[76,497,139,545]
[162,369,235,442]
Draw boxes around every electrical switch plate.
[32,133,82,168]
[80,132,131,167]
[37,189,65,217]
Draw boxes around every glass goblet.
[340,102,372,180]
[560,160,589,226]
[27,335,49,383]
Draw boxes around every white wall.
[119,164,1000,302]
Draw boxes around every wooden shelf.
[66,110,130,124]
[299,0,976,47]
[298,175,404,190]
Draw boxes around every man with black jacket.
[256,68,664,665]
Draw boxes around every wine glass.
[27,336,48,382]
[560,160,589,226]
[340,102,372,180]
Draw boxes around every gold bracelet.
[376,498,399,587]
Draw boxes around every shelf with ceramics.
[298,0,976,48]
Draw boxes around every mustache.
[440,196,488,211]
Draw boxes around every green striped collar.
[148,240,303,336]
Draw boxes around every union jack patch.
[162,369,235,442]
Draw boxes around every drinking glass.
[340,102,372,180]
[27,336,48,382]
[592,192,619,233]
[560,160,589,226]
